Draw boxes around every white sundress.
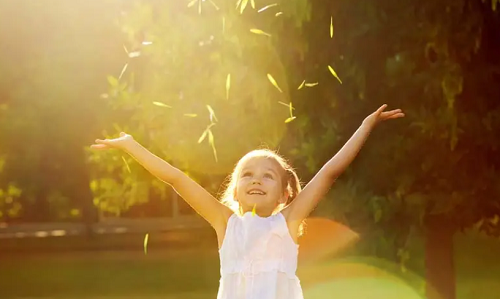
[217,212,304,299]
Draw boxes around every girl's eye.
[242,172,252,177]
[264,173,273,179]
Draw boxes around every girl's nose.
[251,178,261,184]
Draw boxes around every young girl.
[91,104,404,299]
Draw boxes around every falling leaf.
[118,63,128,81]
[328,65,343,84]
[208,130,218,162]
[275,12,282,16]
[236,0,242,8]
[142,41,153,45]
[144,233,149,255]
[330,16,334,38]
[252,204,257,216]
[285,116,297,123]
[128,51,141,58]
[297,80,306,90]
[267,74,283,93]
[288,102,293,116]
[250,29,271,37]
[123,45,129,55]
[250,0,255,9]
[187,0,197,7]
[152,102,172,108]
[208,0,220,10]
[198,0,202,14]
[305,82,319,87]
[198,130,208,143]
[122,156,131,173]
[240,0,249,13]
[198,124,216,143]
[222,17,226,33]
[258,3,278,13]
[184,113,198,117]
[206,105,218,122]
[226,73,231,99]
[278,101,295,110]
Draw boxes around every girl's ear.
[279,190,289,204]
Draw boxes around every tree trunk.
[425,215,456,299]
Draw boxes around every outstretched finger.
[376,104,388,114]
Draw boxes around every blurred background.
[0,0,499,299]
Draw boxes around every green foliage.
[91,0,312,213]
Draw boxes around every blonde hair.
[220,149,302,215]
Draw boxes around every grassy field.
[1,229,499,299]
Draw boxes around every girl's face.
[234,157,288,216]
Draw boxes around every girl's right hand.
[91,132,134,151]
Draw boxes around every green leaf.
[267,73,283,93]
[328,65,343,84]
[250,29,271,37]
[152,102,172,108]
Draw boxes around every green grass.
[1,229,499,299]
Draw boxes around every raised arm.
[91,133,233,231]
[284,105,404,224]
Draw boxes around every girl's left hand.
[363,104,405,127]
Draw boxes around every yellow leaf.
[330,16,334,38]
[187,0,197,7]
[258,3,278,13]
[275,12,282,16]
[305,82,319,87]
[118,63,128,80]
[240,0,249,13]
[226,73,231,99]
[206,105,218,122]
[328,65,343,84]
[198,130,208,144]
[278,101,295,110]
[285,116,296,123]
[144,233,149,255]
[288,102,293,116]
[250,0,255,9]
[250,28,271,37]
[267,73,283,93]
[198,0,202,14]
[297,80,305,90]
[252,204,257,216]
[208,0,219,10]
[152,101,172,108]
[184,113,198,117]
[222,17,226,33]
[122,156,131,173]
[208,130,218,162]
